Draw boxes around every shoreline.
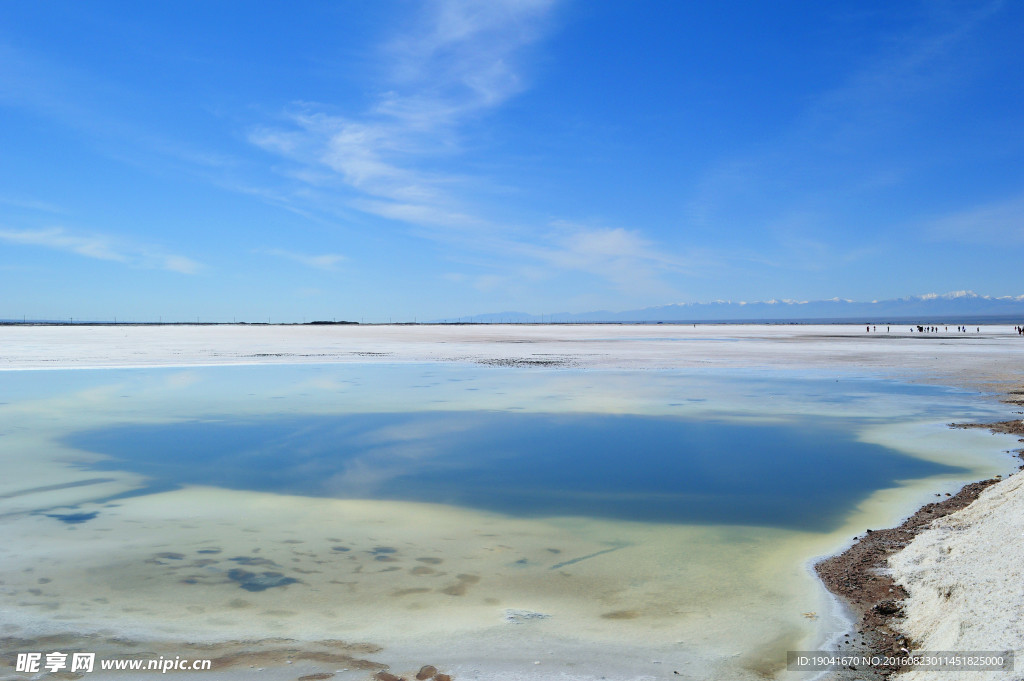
[815,413,1024,680]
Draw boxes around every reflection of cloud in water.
[163,370,202,389]
[326,416,485,494]
[322,448,436,496]
[66,411,961,532]
[352,414,477,447]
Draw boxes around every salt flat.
[0,323,1021,681]
[1,323,1021,390]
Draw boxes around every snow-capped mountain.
[457,291,1024,323]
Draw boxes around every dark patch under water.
[65,412,961,532]
[45,511,99,524]
[226,568,299,592]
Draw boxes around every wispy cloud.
[246,4,545,223]
[249,0,557,226]
[926,193,1024,245]
[436,221,703,302]
[0,227,202,274]
[0,195,63,213]
[684,1,1010,256]
[265,0,555,190]
[0,41,243,194]
[263,248,347,270]
[384,0,555,114]
[797,2,1006,151]
[530,223,695,290]
[158,254,203,275]
[0,227,128,262]
[245,0,699,296]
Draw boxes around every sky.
[2,0,1023,323]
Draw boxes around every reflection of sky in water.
[1,362,1003,530]
[68,411,959,532]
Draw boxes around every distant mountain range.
[450,291,1024,324]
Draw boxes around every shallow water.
[0,363,1014,680]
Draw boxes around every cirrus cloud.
[262,248,347,270]
[0,226,202,274]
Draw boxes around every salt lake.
[0,359,1015,680]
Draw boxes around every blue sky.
[2,0,1023,322]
